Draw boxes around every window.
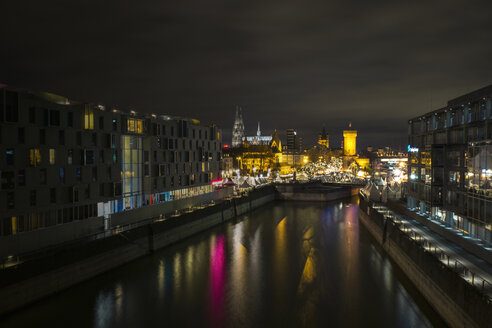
[49,149,55,165]
[18,170,25,186]
[40,129,46,144]
[99,150,104,163]
[84,106,94,129]
[112,118,117,131]
[76,167,81,181]
[43,108,49,125]
[29,148,41,166]
[112,150,117,164]
[76,132,82,146]
[1,171,14,189]
[5,91,19,122]
[50,188,56,203]
[99,116,104,130]
[7,193,15,209]
[127,118,143,133]
[49,110,60,126]
[18,127,25,143]
[92,167,98,181]
[67,112,73,127]
[59,167,65,183]
[68,149,73,165]
[29,107,36,123]
[40,169,47,184]
[59,130,65,145]
[30,190,36,206]
[6,149,14,165]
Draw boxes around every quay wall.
[275,183,360,201]
[0,186,274,316]
[386,199,492,266]
[358,196,492,328]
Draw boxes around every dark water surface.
[1,199,446,327]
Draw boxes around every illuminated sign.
[407,145,419,153]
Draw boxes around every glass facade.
[121,135,143,210]
[407,86,492,244]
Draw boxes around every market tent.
[239,180,251,189]
[223,178,236,186]
[361,182,381,202]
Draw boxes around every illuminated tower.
[318,126,329,148]
[343,122,357,156]
[232,106,245,147]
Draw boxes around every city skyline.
[1,0,491,148]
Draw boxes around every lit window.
[68,149,73,165]
[84,106,94,130]
[127,118,143,133]
[11,217,17,235]
[49,149,55,165]
[6,149,14,165]
[29,148,41,166]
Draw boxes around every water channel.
[1,199,446,327]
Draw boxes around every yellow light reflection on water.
[158,260,165,302]
[174,252,182,296]
[114,283,123,322]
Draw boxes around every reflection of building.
[318,127,329,148]
[0,87,221,242]
[232,106,245,147]
[407,84,492,244]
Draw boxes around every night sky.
[1,0,491,149]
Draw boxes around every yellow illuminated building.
[343,122,357,156]
[355,157,370,170]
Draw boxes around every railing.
[0,198,225,271]
[372,204,492,299]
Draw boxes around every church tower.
[232,106,245,147]
[343,121,357,156]
[318,126,329,148]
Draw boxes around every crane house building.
[0,87,222,257]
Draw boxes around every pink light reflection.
[209,235,226,327]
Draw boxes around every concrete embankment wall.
[358,197,492,328]
[275,183,360,201]
[0,186,275,316]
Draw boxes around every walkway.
[372,204,492,299]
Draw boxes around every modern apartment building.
[407,84,492,243]
[0,87,222,242]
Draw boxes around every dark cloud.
[1,0,491,148]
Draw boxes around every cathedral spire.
[232,106,245,147]
[257,121,261,137]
